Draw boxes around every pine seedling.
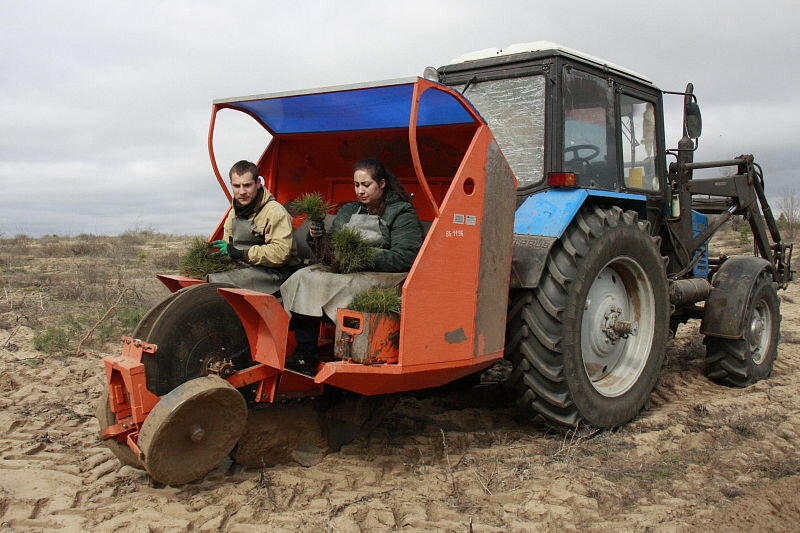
[330,227,375,273]
[287,192,331,222]
[179,238,234,279]
[288,192,334,261]
[349,287,401,315]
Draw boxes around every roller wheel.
[506,206,668,427]
[130,284,197,340]
[138,376,247,485]
[705,272,780,387]
[94,388,144,469]
[138,283,252,396]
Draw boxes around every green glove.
[211,239,245,260]
[309,220,325,238]
[210,240,230,257]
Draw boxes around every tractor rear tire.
[704,273,780,387]
[507,206,668,427]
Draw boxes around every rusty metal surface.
[668,278,711,306]
[334,310,399,364]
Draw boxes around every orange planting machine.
[98,76,518,484]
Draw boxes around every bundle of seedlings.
[348,287,402,316]
[179,238,234,279]
[329,226,376,274]
[287,192,330,222]
[288,192,333,261]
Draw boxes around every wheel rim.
[749,297,773,365]
[581,256,655,397]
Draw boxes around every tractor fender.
[511,189,647,288]
[700,256,773,340]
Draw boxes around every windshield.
[457,75,546,188]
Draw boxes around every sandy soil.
[2,236,800,532]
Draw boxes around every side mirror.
[684,101,702,139]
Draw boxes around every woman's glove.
[309,220,325,238]
[210,240,245,260]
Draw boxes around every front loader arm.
[672,155,793,287]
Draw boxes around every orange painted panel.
[254,126,475,209]
[399,126,493,366]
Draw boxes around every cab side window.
[620,94,659,191]
[562,68,618,190]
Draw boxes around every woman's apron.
[280,213,407,318]
[207,217,294,294]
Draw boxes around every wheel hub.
[205,356,236,379]
[603,306,638,342]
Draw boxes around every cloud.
[2,0,799,236]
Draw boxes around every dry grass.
[0,231,194,353]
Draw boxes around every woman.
[281,159,424,370]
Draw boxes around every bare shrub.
[758,457,800,480]
[119,226,158,247]
[52,278,103,302]
[777,188,799,241]
[152,250,181,271]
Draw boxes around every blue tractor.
[434,42,793,427]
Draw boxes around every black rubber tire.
[139,283,253,396]
[94,388,144,469]
[506,205,669,428]
[704,272,780,387]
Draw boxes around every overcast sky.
[2,0,799,237]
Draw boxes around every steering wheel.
[564,144,601,166]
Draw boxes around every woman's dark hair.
[352,159,412,214]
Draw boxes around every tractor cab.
[436,41,666,215]
[433,42,671,288]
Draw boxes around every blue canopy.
[219,79,478,135]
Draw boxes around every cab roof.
[440,41,653,86]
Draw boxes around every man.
[207,160,300,293]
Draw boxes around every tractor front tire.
[507,206,668,428]
[704,273,780,387]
